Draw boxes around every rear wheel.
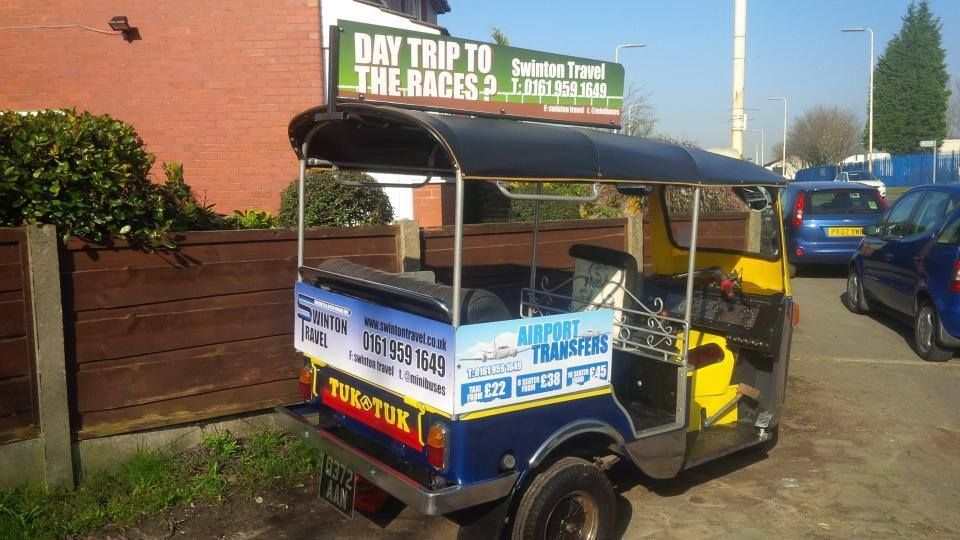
[914,302,953,362]
[788,264,798,278]
[845,268,870,314]
[512,457,615,540]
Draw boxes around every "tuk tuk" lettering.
[327,377,411,433]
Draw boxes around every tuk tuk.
[276,102,795,539]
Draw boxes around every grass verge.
[0,430,321,539]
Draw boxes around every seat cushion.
[315,259,510,325]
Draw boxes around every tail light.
[879,196,889,210]
[792,193,805,228]
[426,422,449,471]
[687,343,725,368]
[298,363,313,400]
[951,261,960,292]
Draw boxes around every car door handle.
[884,253,894,261]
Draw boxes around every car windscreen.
[846,172,877,181]
[805,189,884,215]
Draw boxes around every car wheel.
[845,269,870,314]
[511,457,615,540]
[788,264,798,278]
[914,302,953,362]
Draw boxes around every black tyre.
[788,264,798,279]
[845,268,870,314]
[512,457,616,540]
[914,302,953,362]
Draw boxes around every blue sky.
[440,1,959,158]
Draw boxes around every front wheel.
[914,302,953,362]
[845,269,870,314]
[512,457,616,540]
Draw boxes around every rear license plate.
[319,453,356,518]
[827,227,863,237]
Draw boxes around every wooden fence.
[0,215,756,449]
[61,227,402,439]
[0,229,39,444]
[422,218,629,294]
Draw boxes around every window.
[401,0,423,18]
[936,212,960,244]
[663,186,780,257]
[805,189,885,215]
[879,190,924,238]
[911,191,957,235]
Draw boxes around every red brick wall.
[0,1,323,212]
[413,183,456,227]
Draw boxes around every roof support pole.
[297,156,307,281]
[452,169,465,327]
[526,184,542,317]
[680,186,701,365]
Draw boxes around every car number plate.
[319,453,356,518]
[827,227,863,237]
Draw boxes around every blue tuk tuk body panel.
[295,280,636,487]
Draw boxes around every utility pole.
[730,0,747,158]
[842,27,874,174]
[768,97,788,177]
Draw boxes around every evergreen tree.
[872,1,950,154]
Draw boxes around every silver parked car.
[834,171,887,198]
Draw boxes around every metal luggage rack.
[520,275,689,365]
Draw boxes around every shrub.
[0,109,166,244]
[510,183,630,221]
[0,109,231,246]
[225,209,278,230]
[278,170,393,227]
[157,161,226,232]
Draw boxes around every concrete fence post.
[626,215,644,268]
[747,212,762,253]
[396,219,422,273]
[25,225,75,489]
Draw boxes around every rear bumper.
[788,239,858,264]
[275,404,519,515]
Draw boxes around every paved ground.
[113,269,960,539]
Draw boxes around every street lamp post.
[615,43,645,63]
[768,97,788,177]
[842,27,874,174]
[747,128,765,165]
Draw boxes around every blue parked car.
[782,181,887,277]
[847,185,960,361]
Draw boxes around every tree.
[621,89,656,138]
[490,27,509,46]
[787,105,862,168]
[872,1,951,153]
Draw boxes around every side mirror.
[862,224,879,237]
[734,186,772,212]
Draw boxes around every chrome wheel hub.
[545,490,599,540]
[918,309,934,352]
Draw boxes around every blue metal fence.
[794,151,960,186]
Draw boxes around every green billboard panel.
[334,20,625,128]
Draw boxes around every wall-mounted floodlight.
[108,16,139,41]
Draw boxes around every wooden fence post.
[25,225,74,489]
[626,215,643,267]
[396,219,422,272]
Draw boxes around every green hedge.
[277,170,393,228]
[0,109,279,245]
[0,109,169,244]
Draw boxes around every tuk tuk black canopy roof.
[288,104,787,187]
